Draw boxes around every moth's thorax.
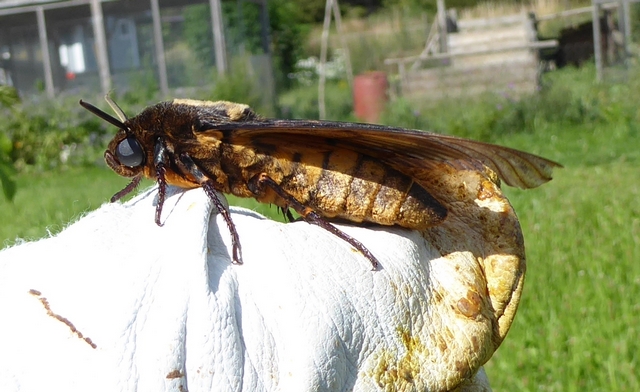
[171,99,257,123]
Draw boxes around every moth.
[80,98,561,269]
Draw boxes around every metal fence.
[0,0,271,97]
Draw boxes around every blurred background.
[0,0,638,390]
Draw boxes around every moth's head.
[80,99,146,178]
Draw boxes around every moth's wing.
[200,119,562,189]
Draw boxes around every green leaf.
[0,85,20,108]
[0,133,11,155]
[0,161,16,201]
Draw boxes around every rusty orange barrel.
[353,71,388,123]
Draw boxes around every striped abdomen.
[233,146,448,230]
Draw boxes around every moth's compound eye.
[116,136,144,167]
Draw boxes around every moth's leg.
[177,153,243,265]
[153,138,170,226]
[110,174,142,203]
[278,206,296,222]
[105,150,143,202]
[249,173,379,270]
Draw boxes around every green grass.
[488,161,639,391]
[0,166,124,246]
[480,116,639,389]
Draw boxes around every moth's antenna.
[105,95,128,122]
[79,100,127,130]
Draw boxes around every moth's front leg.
[110,174,142,203]
[177,153,243,264]
[153,138,170,226]
[105,148,142,203]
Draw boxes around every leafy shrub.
[279,80,352,120]
[118,65,160,107]
[379,98,431,130]
[183,4,215,68]
[182,0,307,93]
[0,85,19,108]
[0,86,20,200]
[201,56,276,117]
[0,94,109,173]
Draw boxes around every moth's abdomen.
[268,148,447,230]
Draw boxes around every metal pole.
[622,0,632,63]
[150,0,168,96]
[90,0,111,94]
[35,6,54,97]
[210,0,227,75]
[318,0,332,120]
[592,2,603,82]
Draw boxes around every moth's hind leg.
[248,173,380,270]
[278,206,296,223]
[177,153,243,264]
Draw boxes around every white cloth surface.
[0,186,492,392]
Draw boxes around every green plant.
[0,133,15,201]
[268,0,308,90]
[0,85,19,107]
[206,56,275,116]
[0,86,20,201]
[183,4,216,68]
[0,94,109,174]
[279,80,352,120]
[118,62,160,105]
[379,98,431,129]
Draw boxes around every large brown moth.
[80,98,561,268]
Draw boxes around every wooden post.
[592,2,603,82]
[318,0,332,120]
[150,0,169,96]
[398,62,406,96]
[604,9,615,64]
[35,6,54,98]
[210,0,227,75]
[436,0,448,54]
[331,0,353,90]
[90,0,111,94]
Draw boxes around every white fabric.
[0,186,491,391]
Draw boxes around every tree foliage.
[182,0,308,91]
[183,4,215,67]
[268,0,307,89]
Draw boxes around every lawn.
[488,160,639,390]
[0,96,638,391]
[483,117,639,390]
